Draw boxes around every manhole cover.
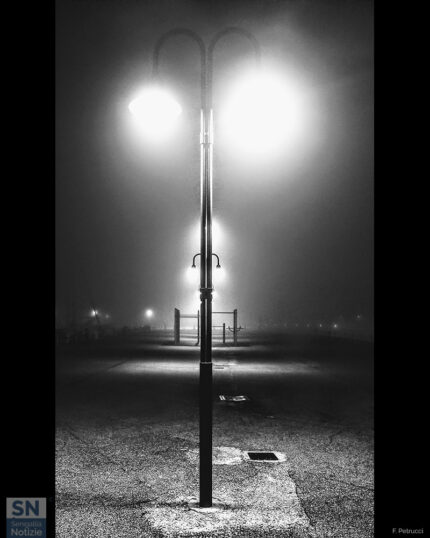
[244,451,286,462]
[219,395,249,402]
[247,452,278,461]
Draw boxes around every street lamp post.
[152,27,260,508]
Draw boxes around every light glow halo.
[219,69,308,158]
[128,86,182,141]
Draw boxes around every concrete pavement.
[56,332,373,537]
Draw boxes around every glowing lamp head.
[128,87,182,141]
[145,309,154,318]
[220,69,308,159]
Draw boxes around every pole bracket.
[200,287,214,300]
[200,131,213,145]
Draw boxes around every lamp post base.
[199,361,213,507]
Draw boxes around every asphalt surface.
[56,331,374,537]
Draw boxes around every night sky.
[55,0,373,328]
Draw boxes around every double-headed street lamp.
[129,28,261,508]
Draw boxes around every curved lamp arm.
[152,28,207,109]
[192,253,221,268]
[207,27,261,108]
[212,253,221,268]
[192,253,201,268]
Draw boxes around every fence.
[173,308,241,345]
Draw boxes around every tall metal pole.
[153,27,260,509]
[153,29,212,506]
[199,105,213,507]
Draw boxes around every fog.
[56,0,373,329]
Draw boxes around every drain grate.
[219,395,249,402]
[246,451,279,461]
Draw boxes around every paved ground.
[56,331,373,537]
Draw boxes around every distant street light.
[128,27,295,508]
[192,252,221,268]
[145,309,154,319]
